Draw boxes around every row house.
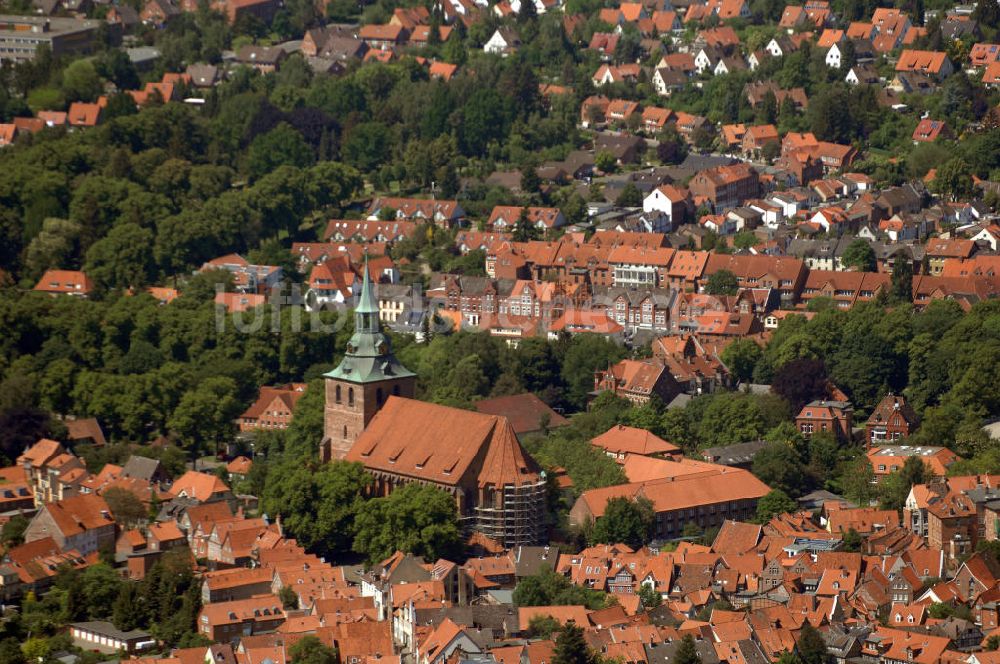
[367,197,465,228]
[19,438,88,506]
[33,269,93,297]
[799,270,890,309]
[440,274,504,327]
[868,445,958,484]
[702,254,807,304]
[607,245,676,289]
[795,400,853,442]
[323,219,417,243]
[592,63,641,87]
[487,206,567,231]
[198,596,286,643]
[926,491,977,559]
[895,50,954,79]
[866,393,919,448]
[24,494,116,556]
[595,287,676,332]
[497,280,584,326]
[653,334,731,393]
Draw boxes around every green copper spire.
[354,257,379,335]
[323,258,415,384]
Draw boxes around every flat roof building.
[0,15,106,62]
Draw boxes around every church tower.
[321,263,417,462]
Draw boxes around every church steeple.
[321,259,417,462]
[354,258,379,335]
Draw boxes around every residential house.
[795,400,853,442]
[866,393,919,448]
[912,119,952,143]
[24,494,116,556]
[895,50,954,79]
[484,28,520,56]
[593,358,682,405]
[33,269,93,297]
[238,384,308,431]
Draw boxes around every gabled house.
[912,118,952,143]
[24,494,116,556]
[484,28,520,56]
[895,50,954,79]
[865,393,919,448]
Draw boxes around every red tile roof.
[33,270,93,295]
[473,393,569,434]
[347,396,542,489]
[169,470,230,502]
[591,425,680,457]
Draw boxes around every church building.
[321,266,547,547]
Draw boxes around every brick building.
[866,393,919,448]
[570,467,770,539]
[238,383,308,432]
[593,358,683,405]
[926,491,977,560]
[344,397,547,547]
[688,163,761,211]
[795,400,854,442]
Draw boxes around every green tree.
[796,623,829,664]
[261,460,370,556]
[353,483,462,563]
[512,207,542,242]
[112,582,140,631]
[521,165,541,194]
[289,635,338,664]
[838,455,876,506]
[102,487,147,527]
[841,239,876,272]
[721,339,763,383]
[0,514,28,547]
[590,496,654,548]
[167,376,242,457]
[513,570,608,609]
[705,269,739,295]
[657,127,688,164]
[755,489,798,523]
[246,123,315,181]
[639,584,662,609]
[890,259,913,303]
[752,441,811,498]
[933,157,974,201]
[562,335,627,410]
[62,60,103,103]
[528,615,562,638]
[595,150,617,173]
[841,527,862,552]
[880,456,929,511]
[553,623,597,664]
[676,634,702,664]
[342,122,391,172]
[615,182,643,207]
[84,222,155,292]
